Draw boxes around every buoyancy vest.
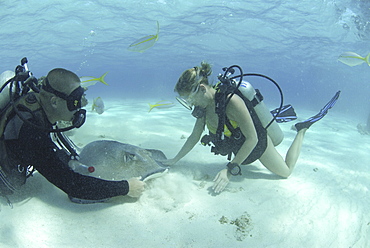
[200,84,268,163]
[0,93,45,198]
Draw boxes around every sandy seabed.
[1,98,369,248]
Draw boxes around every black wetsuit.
[3,107,129,201]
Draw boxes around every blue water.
[1,1,370,247]
[1,0,369,120]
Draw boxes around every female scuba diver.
[163,61,340,194]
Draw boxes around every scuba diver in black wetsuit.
[162,61,340,194]
[0,58,144,205]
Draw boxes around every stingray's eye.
[123,153,136,163]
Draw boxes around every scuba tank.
[0,70,15,110]
[237,80,283,146]
[219,65,286,147]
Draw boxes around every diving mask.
[176,84,200,110]
[43,77,85,111]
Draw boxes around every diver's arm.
[226,95,258,165]
[7,123,134,200]
[169,117,205,165]
[212,95,258,193]
[127,177,145,197]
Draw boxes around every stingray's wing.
[79,140,169,180]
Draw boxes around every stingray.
[78,140,169,181]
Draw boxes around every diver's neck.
[38,95,57,124]
[206,88,216,111]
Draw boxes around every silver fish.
[92,97,105,114]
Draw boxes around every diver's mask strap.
[42,77,84,111]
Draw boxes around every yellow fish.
[80,72,109,88]
[338,52,370,67]
[148,100,175,112]
[128,21,159,53]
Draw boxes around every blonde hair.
[175,61,212,95]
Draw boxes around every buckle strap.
[250,89,264,107]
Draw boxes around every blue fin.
[295,91,340,131]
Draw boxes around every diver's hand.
[160,158,178,166]
[127,177,145,198]
[212,169,231,194]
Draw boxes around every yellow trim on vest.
[206,119,238,137]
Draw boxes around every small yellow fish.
[80,72,109,88]
[148,100,175,112]
[92,97,105,114]
[128,21,159,53]
[338,52,370,67]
